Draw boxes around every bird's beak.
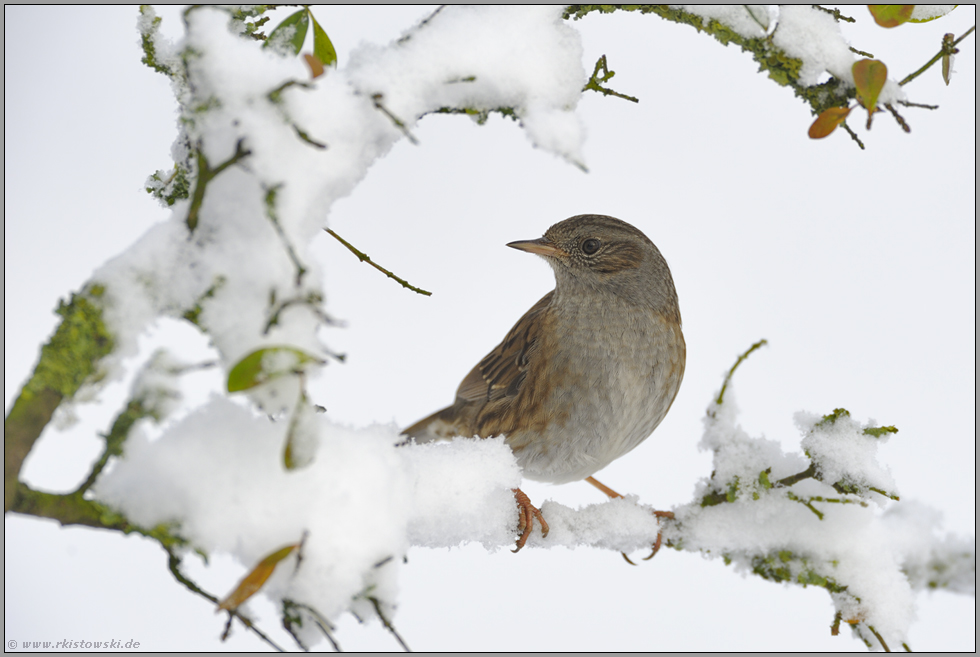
[507,237,568,258]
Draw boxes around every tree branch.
[563,6,856,116]
[583,54,639,102]
[325,228,432,296]
[715,338,767,405]
[185,139,252,233]
[4,290,113,511]
[899,26,975,86]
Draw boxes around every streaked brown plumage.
[403,214,685,550]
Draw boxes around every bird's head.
[507,214,680,318]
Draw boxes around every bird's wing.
[455,291,553,404]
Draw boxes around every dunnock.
[403,214,685,550]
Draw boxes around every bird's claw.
[512,488,549,552]
[624,509,674,564]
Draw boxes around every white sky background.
[4,5,975,652]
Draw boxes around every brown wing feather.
[456,291,553,403]
[402,291,554,441]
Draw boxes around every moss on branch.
[8,482,184,549]
[4,290,114,511]
[563,5,857,115]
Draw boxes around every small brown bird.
[403,215,685,550]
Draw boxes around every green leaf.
[263,9,309,56]
[817,408,851,427]
[726,476,739,503]
[311,13,338,68]
[283,393,316,470]
[758,469,773,490]
[867,5,914,28]
[941,33,958,85]
[852,59,887,114]
[863,425,899,438]
[227,346,321,392]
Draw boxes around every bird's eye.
[581,238,601,255]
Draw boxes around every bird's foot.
[585,477,673,564]
[638,510,675,563]
[512,488,549,552]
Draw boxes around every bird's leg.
[511,488,549,552]
[585,476,623,498]
[585,476,674,563]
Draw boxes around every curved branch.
[563,5,856,115]
[4,290,113,511]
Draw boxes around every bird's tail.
[400,406,460,444]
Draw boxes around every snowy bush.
[6,5,974,651]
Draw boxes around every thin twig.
[268,81,328,149]
[268,79,314,100]
[264,292,342,336]
[885,104,910,133]
[183,277,226,326]
[397,5,446,44]
[869,486,900,501]
[811,5,855,23]
[76,359,217,494]
[743,5,768,33]
[897,100,938,110]
[714,339,767,406]
[74,400,149,494]
[773,464,817,489]
[899,26,975,86]
[284,600,342,652]
[325,228,432,296]
[210,139,252,177]
[368,596,411,652]
[166,549,286,652]
[840,123,865,150]
[868,625,891,652]
[293,125,328,149]
[309,615,342,652]
[281,601,311,652]
[831,610,842,636]
[786,491,825,520]
[186,139,252,232]
[264,185,308,287]
[807,495,868,507]
[371,93,419,144]
[583,55,639,103]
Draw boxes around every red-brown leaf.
[303,53,325,79]
[808,106,854,139]
[217,543,300,612]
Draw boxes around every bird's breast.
[510,300,685,484]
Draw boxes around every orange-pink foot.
[585,476,673,563]
[642,510,675,560]
[512,488,549,552]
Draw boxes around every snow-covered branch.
[5,5,974,651]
